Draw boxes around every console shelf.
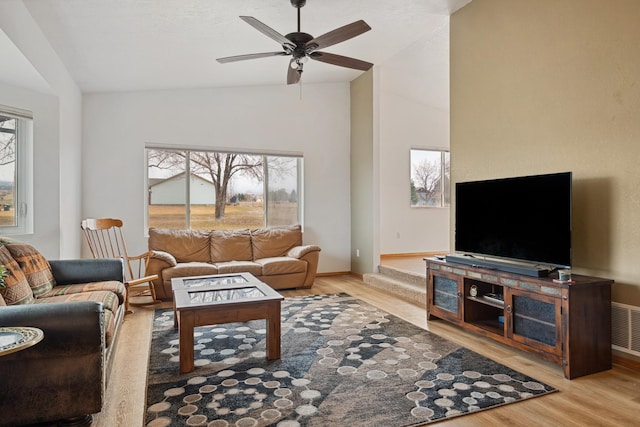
[425,258,613,379]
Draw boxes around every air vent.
[612,302,640,357]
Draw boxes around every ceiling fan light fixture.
[290,57,307,69]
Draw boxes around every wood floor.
[95,274,640,427]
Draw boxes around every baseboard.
[380,251,447,259]
[316,271,352,277]
[613,353,640,371]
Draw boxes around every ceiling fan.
[216,0,373,85]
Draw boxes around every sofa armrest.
[287,245,321,259]
[146,250,178,300]
[49,258,125,285]
[0,302,104,426]
[150,249,178,267]
[287,245,321,288]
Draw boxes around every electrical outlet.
[356,249,360,257]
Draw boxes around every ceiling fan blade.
[240,16,295,49]
[305,20,371,52]
[287,59,301,85]
[217,51,287,64]
[309,52,373,71]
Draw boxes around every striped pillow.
[0,245,34,305]
[4,242,56,297]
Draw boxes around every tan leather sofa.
[147,225,320,299]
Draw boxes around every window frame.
[145,145,303,231]
[0,106,34,235]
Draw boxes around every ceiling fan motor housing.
[285,32,314,59]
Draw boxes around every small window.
[410,149,450,207]
[146,147,302,230]
[0,107,33,235]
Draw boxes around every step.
[377,264,426,287]
[362,271,426,308]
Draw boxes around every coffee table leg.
[266,301,281,360]
[179,310,195,373]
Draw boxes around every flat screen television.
[454,171,572,271]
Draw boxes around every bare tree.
[148,150,263,219]
[0,117,16,167]
[413,158,441,203]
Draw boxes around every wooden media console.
[425,258,613,379]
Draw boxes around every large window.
[410,149,450,207]
[0,107,33,235]
[146,148,302,230]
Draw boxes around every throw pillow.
[4,242,56,297]
[0,245,34,305]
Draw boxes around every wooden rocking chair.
[81,218,160,313]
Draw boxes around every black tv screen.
[455,172,572,268]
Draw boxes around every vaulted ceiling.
[9,0,470,93]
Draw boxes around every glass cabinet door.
[428,271,462,321]
[506,289,562,355]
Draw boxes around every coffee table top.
[174,281,283,310]
[171,272,260,291]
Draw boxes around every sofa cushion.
[0,245,34,305]
[34,290,120,315]
[215,260,263,275]
[210,229,252,262]
[255,257,307,276]
[251,225,303,260]
[3,242,56,297]
[39,281,126,305]
[149,228,211,263]
[161,262,220,284]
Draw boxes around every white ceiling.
[15,0,470,93]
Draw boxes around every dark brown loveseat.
[0,239,125,427]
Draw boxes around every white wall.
[377,20,451,255]
[82,83,351,273]
[0,1,83,259]
[2,0,452,266]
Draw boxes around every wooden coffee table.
[173,279,284,374]
[171,273,263,328]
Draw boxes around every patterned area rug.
[145,294,555,426]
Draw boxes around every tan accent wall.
[451,0,640,305]
[351,70,376,275]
